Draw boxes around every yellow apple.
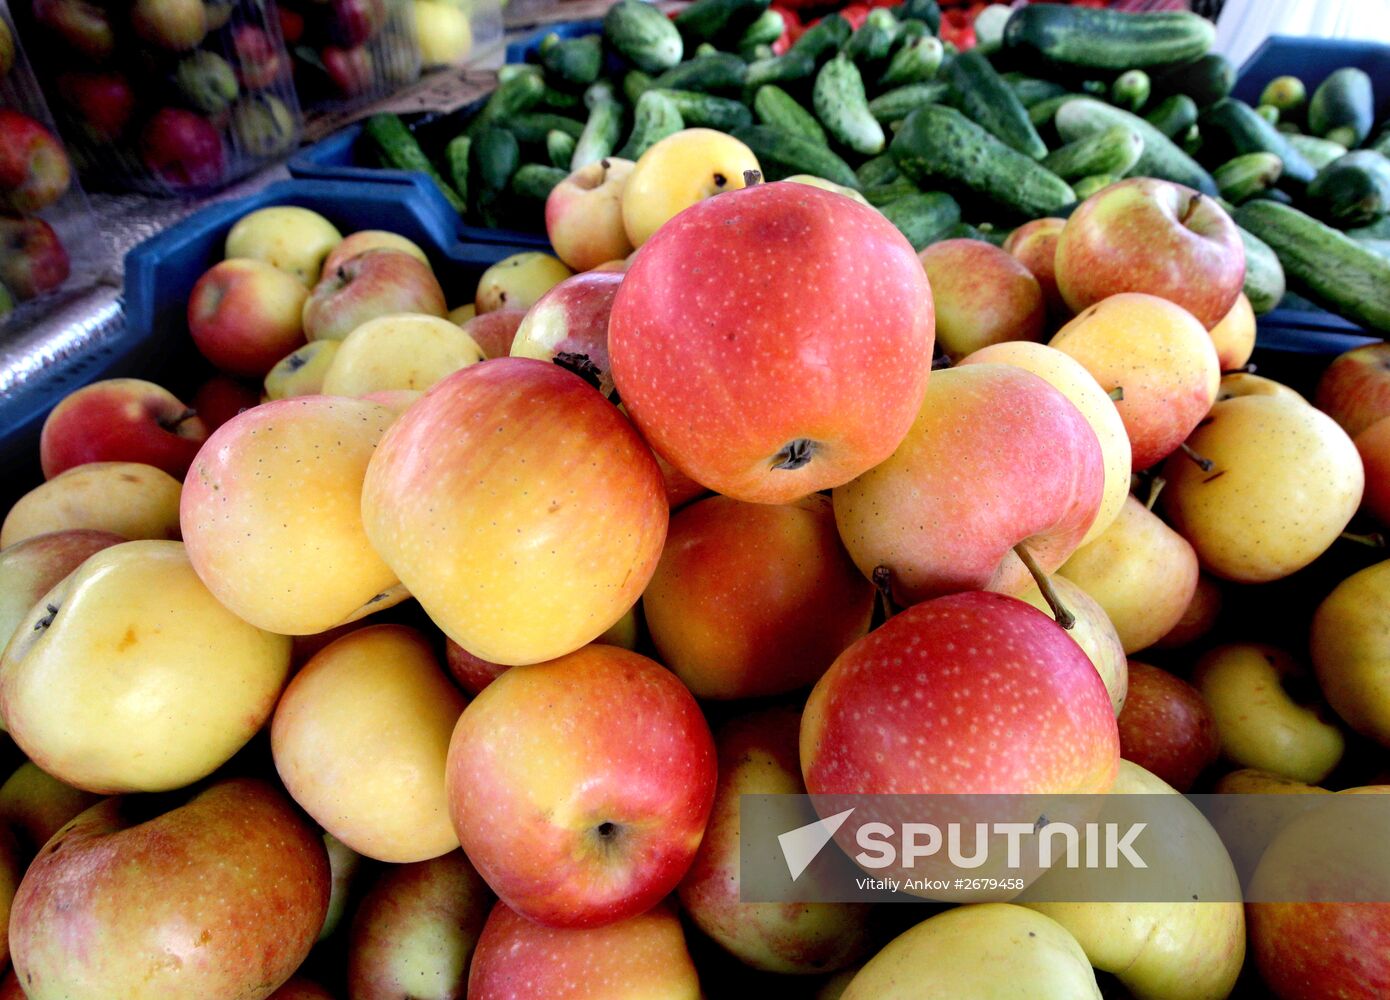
[1017,574,1128,714]
[1208,292,1256,370]
[1310,559,1390,746]
[621,128,760,247]
[264,339,341,399]
[1215,371,1304,403]
[321,313,485,396]
[0,763,99,857]
[0,462,181,548]
[783,174,871,206]
[546,158,637,273]
[1215,768,1328,795]
[448,303,476,325]
[474,252,572,314]
[224,206,343,286]
[322,230,429,277]
[413,0,472,66]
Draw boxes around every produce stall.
[3,1,1390,997]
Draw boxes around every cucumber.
[1308,67,1374,148]
[511,163,567,201]
[623,70,654,105]
[739,8,784,49]
[789,14,851,64]
[1055,97,1217,195]
[444,135,469,207]
[470,72,545,134]
[364,114,466,213]
[1306,150,1390,228]
[541,34,603,89]
[1255,104,1280,126]
[878,34,944,89]
[893,0,941,34]
[546,129,576,169]
[1235,225,1285,314]
[497,64,541,84]
[1028,93,1075,128]
[673,0,769,45]
[1073,174,1117,200]
[696,42,718,57]
[814,55,885,156]
[869,81,950,125]
[745,50,817,91]
[1041,124,1143,181]
[972,4,1012,54]
[1002,72,1067,108]
[1287,133,1347,170]
[604,0,683,73]
[650,89,752,130]
[1371,123,1390,158]
[471,126,519,193]
[652,53,747,94]
[877,190,960,250]
[1235,199,1390,332]
[948,49,1047,159]
[891,104,1075,217]
[540,86,584,113]
[730,124,860,188]
[754,85,828,145]
[1213,152,1283,202]
[616,89,684,160]
[1111,70,1151,113]
[506,113,585,145]
[1002,5,1215,72]
[1148,53,1234,109]
[864,176,919,206]
[1198,98,1317,185]
[584,80,618,110]
[856,153,900,188]
[1145,94,1198,138]
[845,8,897,66]
[1253,187,1294,206]
[572,99,623,170]
[1260,75,1306,113]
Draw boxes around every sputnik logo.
[779,807,856,881]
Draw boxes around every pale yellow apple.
[271,625,466,863]
[961,340,1131,545]
[474,253,572,314]
[1215,768,1328,795]
[0,462,181,548]
[1208,292,1256,371]
[783,174,871,206]
[1017,574,1127,714]
[319,833,363,942]
[413,0,472,66]
[322,230,430,277]
[225,206,343,286]
[546,158,637,273]
[448,303,476,325]
[181,396,404,635]
[1310,559,1390,746]
[0,540,290,793]
[264,340,341,399]
[1194,643,1345,784]
[0,762,99,857]
[842,904,1101,999]
[1215,371,1305,403]
[621,128,760,247]
[322,313,485,396]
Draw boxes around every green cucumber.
[470,72,544,134]
[856,153,900,188]
[868,81,950,125]
[790,13,851,63]
[878,34,943,88]
[1002,72,1067,108]
[1041,124,1143,181]
[877,190,960,250]
[584,80,618,110]
[1235,199,1390,332]
[572,99,623,170]
[1260,76,1306,113]
[972,3,1012,53]
[741,42,774,61]
[471,126,519,193]
[510,163,567,201]
[1253,187,1294,206]
[948,49,1047,159]
[623,70,654,105]
[738,8,785,49]
[541,34,603,89]
[1198,98,1317,185]
[616,89,684,160]
[1145,94,1198,138]
[814,55,885,156]
[845,8,897,66]
[604,0,683,73]
[546,129,576,169]
[1286,133,1348,170]
[1149,53,1234,109]
[1235,225,1286,314]
[864,176,919,206]
[1028,93,1075,128]
[729,124,860,188]
[696,42,718,57]
[754,85,828,145]
[895,18,928,46]
[1054,97,1217,194]
[1002,5,1215,71]
[444,135,469,207]
[506,113,585,145]
[364,114,466,213]
[1371,123,1390,158]
[745,50,817,91]
[891,103,1075,217]
[1306,150,1390,228]
[1073,174,1117,199]
[1255,104,1280,126]
[497,64,541,84]
[672,0,769,45]
[1308,67,1374,148]
[893,0,941,34]
[1111,70,1151,112]
[1213,152,1283,202]
[653,53,747,94]
[650,89,752,130]
[540,86,584,112]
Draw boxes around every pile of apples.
[0,108,72,312]
[2,149,1390,1000]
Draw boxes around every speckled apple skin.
[510,271,623,397]
[1316,342,1390,438]
[1116,661,1219,792]
[608,181,936,505]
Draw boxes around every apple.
[0,970,20,999]
[322,312,485,396]
[834,364,1103,606]
[361,359,668,665]
[264,339,341,399]
[0,529,123,667]
[322,44,375,97]
[1003,216,1067,321]
[225,206,343,287]
[268,980,334,1000]
[10,778,328,999]
[468,900,701,999]
[139,108,225,189]
[1208,292,1256,370]
[322,229,428,276]
[510,271,622,396]
[232,24,285,89]
[1311,559,1390,747]
[446,644,715,927]
[448,302,475,325]
[131,0,207,49]
[187,259,308,377]
[360,388,420,415]
[1216,768,1329,795]
[0,18,10,75]
[0,540,290,793]
[1152,573,1223,648]
[278,6,305,44]
[1115,660,1219,791]
[0,827,20,967]
[1,461,181,548]
[644,493,872,699]
[1194,643,1345,785]
[461,307,526,359]
[30,0,115,59]
[1217,370,1305,403]
[1316,342,1390,437]
[319,833,362,942]
[0,762,99,858]
[1016,574,1128,714]
[1054,177,1245,329]
[621,128,760,248]
[678,706,872,973]
[303,249,447,341]
[330,0,386,47]
[55,71,135,139]
[443,606,639,694]
[473,252,573,314]
[273,625,464,863]
[611,181,935,504]
[1050,292,1220,470]
[191,374,260,432]
[546,158,637,272]
[1161,394,1363,583]
[173,51,239,114]
[204,0,234,31]
[1355,416,1390,526]
[230,95,297,158]
[347,849,490,997]
[0,110,71,215]
[181,396,403,635]
[842,904,1102,999]
[0,216,69,300]
[918,238,1046,359]
[414,0,473,66]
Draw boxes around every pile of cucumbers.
[362,0,1390,334]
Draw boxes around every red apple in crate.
[361,359,667,666]
[139,108,225,189]
[1116,660,1219,792]
[918,238,1045,360]
[0,216,69,300]
[9,778,329,1000]
[0,529,123,655]
[1004,216,1067,321]
[546,158,637,273]
[330,0,386,47]
[191,374,260,432]
[55,71,136,140]
[31,0,114,60]
[446,644,715,928]
[469,900,701,1000]
[233,24,284,89]
[833,364,1104,607]
[40,377,207,479]
[323,44,375,97]
[460,308,525,359]
[510,270,621,397]
[609,181,935,504]
[188,258,309,376]
[0,110,71,215]
[1055,177,1245,329]
[302,248,446,341]
[1316,342,1390,438]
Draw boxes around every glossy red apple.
[40,378,207,480]
[139,108,225,189]
[188,258,309,376]
[1003,216,1067,322]
[0,216,69,300]
[190,374,260,433]
[0,110,70,215]
[302,249,446,342]
[510,271,622,397]
[1116,660,1219,792]
[609,180,935,504]
[1316,342,1390,438]
[460,308,526,359]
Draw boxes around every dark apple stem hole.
[771,438,816,471]
[161,408,199,431]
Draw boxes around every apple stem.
[1180,193,1204,225]
[1179,443,1215,472]
[1108,386,1124,402]
[1014,544,1075,630]
[553,352,605,395]
[161,408,199,431]
[1340,530,1387,549]
[871,565,899,620]
[1146,476,1166,511]
[743,169,763,187]
[32,603,58,632]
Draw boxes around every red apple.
[1003,216,1067,322]
[330,0,386,47]
[1116,660,1219,792]
[10,778,329,998]
[546,158,637,273]
[460,308,526,359]
[445,644,716,928]
[918,238,1046,360]
[303,249,446,342]
[233,24,285,89]
[191,374,261,433]
[0,529,124,655]
[139,108,225,189]
[833,363,1105,606]
[510,271,622,397]
[55,71,136,140]
[1055,177,1245,329]
[188,258,309,376]
[1316,342,1390,438]
[40,377,208,479]
[653,443,707,509]
[609,181,936,504]
[31,0,114,60]
[444,638,508,695]
[0,970,21,999]
[0,110,71,215]
[1356,416,1390,526]
[0,216,70,300]
[278,7,305,44]
[322,45,374,97]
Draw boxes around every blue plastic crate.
[505,18,605,65]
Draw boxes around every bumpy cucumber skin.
[546,130,576,169]
[1213,151,1283,203]
[617,90,685,160]
[1144,94,1198,139]
[650,89,752,130]
[511,164,568,201]
[864,176,920,206]
[445,135,470,207]
[604,0,684,73]
[878,35,944,88]
[789,14,851,63]
[506,113,585,145]
[1306,150,1390,228]
[571,100,624,171]
[541,34,603,88]
[814,55,886,156]
[1004,73,1068,108]
[1003,5,1215,71]
[673,0,770,45]
[857,153,900,188]
[652,53,748,94]
[471,126,520,193]
[365,114,466,213]
[730,124,861,188]
[1055,97,1217,195]
[1150,53,1234,109]
[1309,67,1375,147]
[746,50,817,91]
[868,81,950,125]
[755,85,828,145]
[878,190,961,250]
[1288,133,1349,170]
[1041,124,1144,181]
[948,49,1047,159]
[1235,224,1286,314]
[1199,98,1317,185]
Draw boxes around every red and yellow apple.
[1115,660,1219,792]
[510,270,622,398]
[303,248,447,342]
[1,462,181,548]
[546,157,636,272]
[187,258,309,377]
[40,377,206,480]
[919,238,1045,359]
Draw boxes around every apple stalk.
[1014,543,1075,630]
